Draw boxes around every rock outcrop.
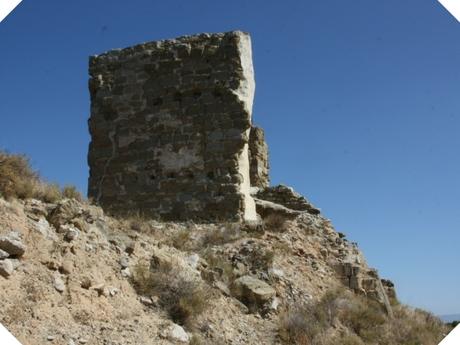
[0,193,446,344]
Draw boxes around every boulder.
[64,228,79,242]
[185,253,200,270]
[253,198,303,220]
[0,259,14,278]
[0,232,26,257]
[166,323,189,343]
[119,256,129,269]
[53,274,66,293]
[0,249,9,259]
[48,199,82,228]
[255,185,320,215]
[232,275,276,308]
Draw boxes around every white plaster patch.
[157,145,203,171]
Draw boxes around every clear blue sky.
[1,0,459,315]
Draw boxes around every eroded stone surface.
[248,126,269,188]
[88,31,259,222]
[232,275,276,307]
[256,185,320,215]
[0,232,26,257]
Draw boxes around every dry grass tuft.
[279,288,447,345]
[62,185,84,202]
[0,150,83,203]
[201,223,242,247]
[122,211,153,233]
[133,260,211,326]
[0,151,38,200]
[170,229,192,250]
[246,247,275,272]
[263,214,289,233]
[202,250,235,284]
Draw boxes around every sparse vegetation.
[448,320,459,328]
[340,297,386,342]
[189,334,205,345]
[132,260,211,326]
[279,305,327,344]
[41,183,62,203]
[170,229,192,250]
[0,151,38,200]
[0,150,82,203]
[202,250,235,284]
[62,185,84,202]
[123,211,153,233]
[279,289,447,345]
[263,214,289,232]
[246,247,275,272]
[201,223,242,247]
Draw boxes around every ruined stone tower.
[88,31,269,221]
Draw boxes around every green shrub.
[449,320,459,328]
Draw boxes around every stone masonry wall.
[248,126,269,188]
[88,31,258,221]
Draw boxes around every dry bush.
[0,150,72,203]
[40,183,62,203]
[62,185,83,202]
[246,247,275,272]
[170,229,192,250]
[279,289,382,345]
[201,223,241,247]
[272,241,292,256]
[277,278,445,345]
[326,333,364,345]
[133,260,210,326]
[278,290,345,344]
[122,211,152,233]
[189,334,205,345]
[279,304,329,344]
[202,250,235,284]
[379,306,447,345]
[263,214,289,233]
[340,297,386,342]
[0,151,38,199]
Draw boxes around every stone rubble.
[0,194,400,345]
[0,231,26,257]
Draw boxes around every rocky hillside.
[0,151,449,344]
